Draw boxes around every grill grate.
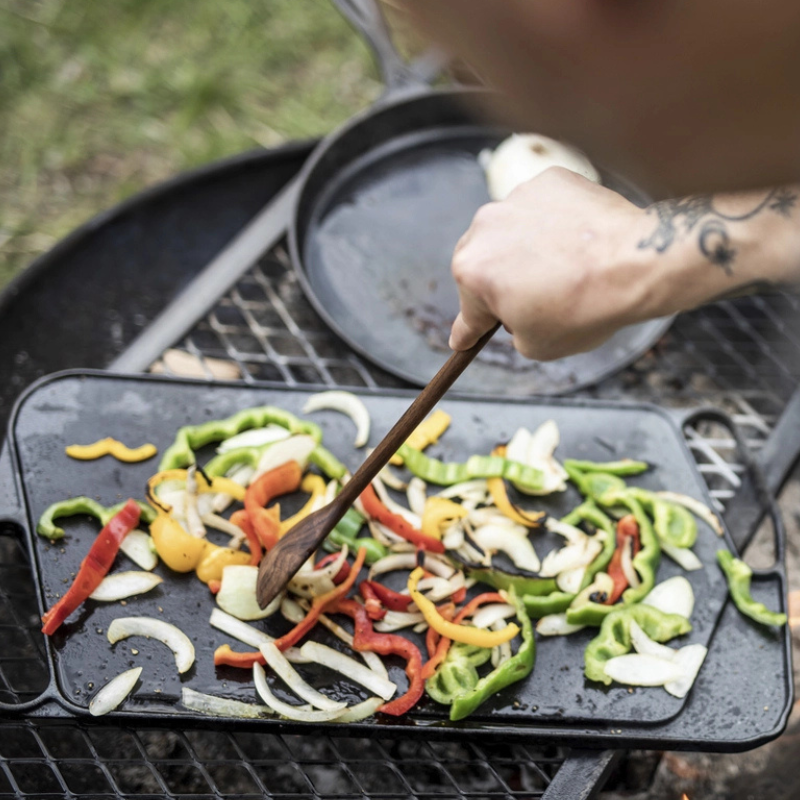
[3,238,798,799]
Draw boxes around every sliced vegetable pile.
[37,394,787,721]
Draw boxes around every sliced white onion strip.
[604,653,685,686]
[107,617,195,674]
[181,687,273,719]
[89,667,142,716]
[470,524,541,573]
[217,425,291,453]
[367,520,404,546]
[299,642,396,701]
[89,571,163,602]
[374,610,426,631]
[406,477,428,518]
[557,566,587,595]
[211,463,255,513]
[436,479,488,504]
[303,390,370,448]
[661,541,704,572]
[184,466,206,538]
[201,513,246,541]
[368,552,454,581]
[471,603,516,630]
[378,462,407,491]
[217,565,282,621]
[253,435,317,480]
[641,576,695,620]
[371,477,421,528]
[656,491,723,536]
[336,697,383,722]
[259,643,346,712]
[421,571,465,603]
[442,524,465,551]
[526,420,570,495]
[536,613,585,637]
[540,535,602,579]
[620,537,641,589]
[629,620,677,662]
[119,530,158,571]
[491,619,512,668]
[664,644,708,698]
[253,662,346,722]
[281,597,306,624]
[209,609,309,664]
[544,517,588,545]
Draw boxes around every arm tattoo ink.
[638,188,797,274]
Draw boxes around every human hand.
[449,167,800,361]
[449,167,652,361]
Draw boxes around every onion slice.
[374,610,426,632]
[299,642,396,701]
[107,617,195,674]
[406,477,428,518]
[89,571,163,602]
[665,644,708,698]
[661,541,703,572]
[629,620,677,662]
[303,390,370,448]
[217,565,282,621]
[119,530,158,571]
[89,667,142,716]
[368,552,454,581]
[181,687,273,719]
[656,491,723,536]
[336,697,383,722]
[471,603,516,630]
[259,643,346,711]
[217,425,291,453]
[253,435,317,480]
[470,523,541,573]
[209,609,309,663]
[642,576,695,620]
[253,662,346,722]
[620,538,641,589]
[604,653,685,686]
[536,613,585,637]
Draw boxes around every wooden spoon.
[256,322,500,609]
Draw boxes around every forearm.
[629,187,800,322]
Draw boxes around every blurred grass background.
[0,0,385,288]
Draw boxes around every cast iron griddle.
[298,122,672,395]
[5,373,788,744]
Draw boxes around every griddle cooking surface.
[9,373,743,734]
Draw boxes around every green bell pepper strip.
[562,501,617,591]
[397,444,544,492]
[158,406,323,470]
[584,603,693,684]
[466,567,556,597]
[566,495,660,626]
[37,497,156,540]
[204,442,346,482]
[522,591,576,617]
[424,642,492,705]
[321,507,387,565]
[624,488,697,549]
[565,464,627,501]
[717,550,787,627]
[449,590,535,721]
[563,458,649,476]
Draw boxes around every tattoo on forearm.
[638,187,797,274]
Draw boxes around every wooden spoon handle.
[336,322,501,508]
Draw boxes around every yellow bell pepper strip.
[389,409,451,465]
[244,461,302,550]
[158,406,322,470]
[279,474,326,536]
[487,445,545,527]
[421,496,468,540]
[408,567,519,647]
[146,469,246,506]
[65,438,157,463]
[148,511,249,582]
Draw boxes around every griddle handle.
[331,0,427,94]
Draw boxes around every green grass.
[0,0,381,286]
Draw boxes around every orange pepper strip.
[273,547,367,651]
[360,484,445,553]
[230,509,262,566]
[420,592,507,680]
[425,602,454,660]
[244,461,302,550]
[214,643,264,669]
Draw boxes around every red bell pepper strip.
[230,509,262,566]
[41,499,141,635]
[358,580,387,620]
[605,514,641,605]
[335,597,424,716]
[451,585,467,604]
[364,580,414,612]
[244,461,302,550]
[273,547,367,651]
[359,484,445,553]
[420,592,506,679]
[316,552,351,585]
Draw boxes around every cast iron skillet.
[289,0,672,396]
